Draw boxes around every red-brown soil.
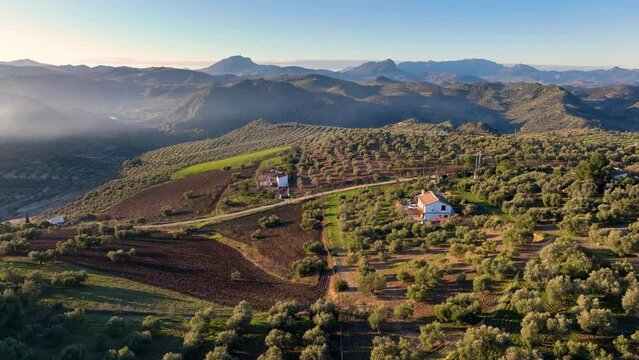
[105,167,255,222]
[30,230,327,309]
[207,204,323,278]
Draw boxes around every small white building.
[417,190,455,224]
[46,215,65,225]
[275,171,288,189]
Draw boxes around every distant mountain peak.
[201,55,259,75]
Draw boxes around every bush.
[105,316,127,337]
[267,300,299,329]
[303,241,325,255]
[0,337,36,360]
[368,305,392,331]
[160,206,173,217]
[107,248,136,263]
[127,331,152,353]
[142,316,161,333]
[28,249,55,264]
[230,270,241,281]
[183,191,195,200]
[51,270,88,287]
[18,228,41,240]
[0,239,30,254]
[291,256,325,277]
[204,345,232,360]
[265,329,293,349]
[74,234,102,248]
[259,215,281,228]
[251,229,263,239]
[215,330,238,347]
[105,346,136,360]
[473,274,491,291]
[333,278,348,292]
[419,322,444,351]
[257,346,284,360]
[434,294,482,324]
[64,308,86,330]
[226,300,253,332]
[56,239,77,255]
[394,300,415,320]
[162,353,183,360]
[359,271,386,295]
[299,344,329,360]
[58,344,86,360]
[303,325,327,346]
[454,325,510,360]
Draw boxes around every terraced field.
[59,122,342,217]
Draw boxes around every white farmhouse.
[275,171,288,189]
[417,190,455,224]
[46,215,65,225]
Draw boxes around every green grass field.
[323,189,359,249]
[171,145,291,179]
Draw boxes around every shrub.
[251,229,263,239]
[368,305,392,331]
[28,249,55,264]
[162,353,183,360]
[302,325,327,345]
[142,316,160,333]
[230,270,241,281]
[473,274,491,291]
[299,344,329,360]
[394,300,415,320]
[267,300,299,329]
[183,191,195,200]
[419,322,444,351]
[105,346,136,360]
[74,234,102,248]
[56,239,77,255]
[160,206,173,217]
[257,346,284,360]
[291,256,325,277]
[58,344,86,360]
[64,308,86,330]
[106,316,127,337]
[204,345,232,360]
[226,300,253,332]
[77,223,99,236]
[358,271,386,295]
[454,325,510,360]
[0,337,36,360]
[259,215,281,228]
[265,329,293,349]
[370,336,420,360]
[0,239,30,254]
[333,278,348,292]
[51,270,88,287]
[214,330,238,347]
[127,331,152,353]
[434,294,482,324]
[17,228,41,240]
[303,241,325,255]
[107,248,136,263]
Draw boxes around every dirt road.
[139,177,417,229]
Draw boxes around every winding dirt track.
[139,177,419,230]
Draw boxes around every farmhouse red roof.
[418,191,450,206]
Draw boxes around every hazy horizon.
[1,0,637,69]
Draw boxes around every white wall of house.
[276,175,288,188]
[419,201,455,222]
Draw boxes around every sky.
[0,0,638,70]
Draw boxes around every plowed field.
[31,231,327,309]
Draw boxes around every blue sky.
[0,0,637,69]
